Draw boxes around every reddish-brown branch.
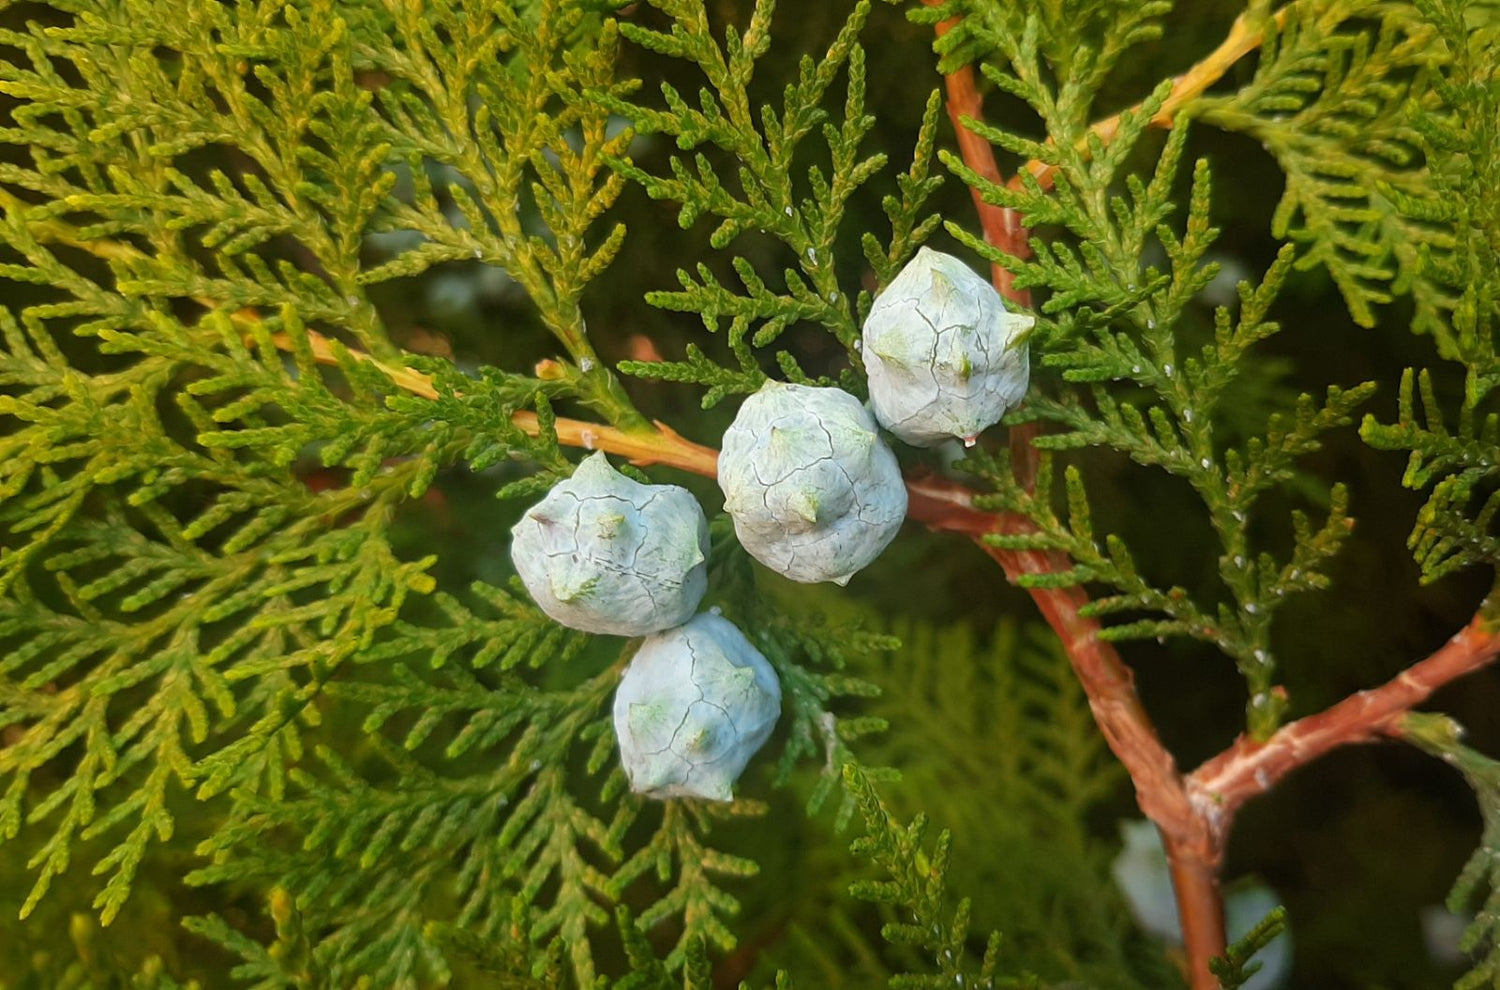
[282,326,1500,988]
[905,476,1193,831]
[1170,851,1228,975]
[923,7,1032,308]
[915,7,1277,986]
[918,6,1215,977]
[919,25,1050,493]
[1188,613,1500,829]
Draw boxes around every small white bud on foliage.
[861,246,1034,447]
[510,452,709,637]
[613,612,781,801]
[718,381,907,585]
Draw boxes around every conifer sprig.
[1401,712,1500,989]
[852,621,1173,989]
[187,661,623,989]
[908,0,1171,95]
[1361,0,1500,582]
[1208,906,1289,990]
[347,0,643,422]
[614,904,724,990]
[184,888,341,990]
[945,54,1371,735]
[600,0,944,403]
[1192,0,1453,339]
[1,0,646,970]
[843,764,1013,990]
[4,0,1500,986]
[614,798,763,969]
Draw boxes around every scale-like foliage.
[862,621,1170,989]
[601,0,945,404]
[931,13,1374,736]
[0,0,898,984]
[1402,713,1500,989]
[169,549,894,989]
[844,763,1020,990]
[746,619,1173,990]
[0,0,621,936]
[1360,0,1500,582]
[1210,906,1291,990]
[1192,0,1456,337]
[186,888,353,990]
[3,0,1498,985]
[910,0,1170,95]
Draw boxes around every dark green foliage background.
[0,1,1498,987]
[603,6,1500,981]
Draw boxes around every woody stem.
[919,3,1291,985]
[288,327,1500,990]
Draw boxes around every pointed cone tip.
[549,569,593,604]
[787,490,820,525]
[575,450,615,476]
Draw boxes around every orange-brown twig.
[1189,614,1500,825]
[264,331,722,478]
[1012,8,1286,194]
[917,4,1284,986]
[920,0,1211,970]
[923,23,1032,304]
[275,326,1500,990]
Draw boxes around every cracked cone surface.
[510,451,710,636]
[718,381,907,584]
[613,612,782,801]
[862,247,1033,447]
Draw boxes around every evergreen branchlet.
[0,0,1498,986]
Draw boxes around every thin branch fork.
[1011,7,1287,194]
[282,322,1500,989]
[913,3,1477,988]
[1188,613,1500,830]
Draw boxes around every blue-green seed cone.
[613,612,782,801]
[862,247,1033,448]
[511,452,709,636]
[718,381,907,585]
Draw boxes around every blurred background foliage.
[1,0,1498,987]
